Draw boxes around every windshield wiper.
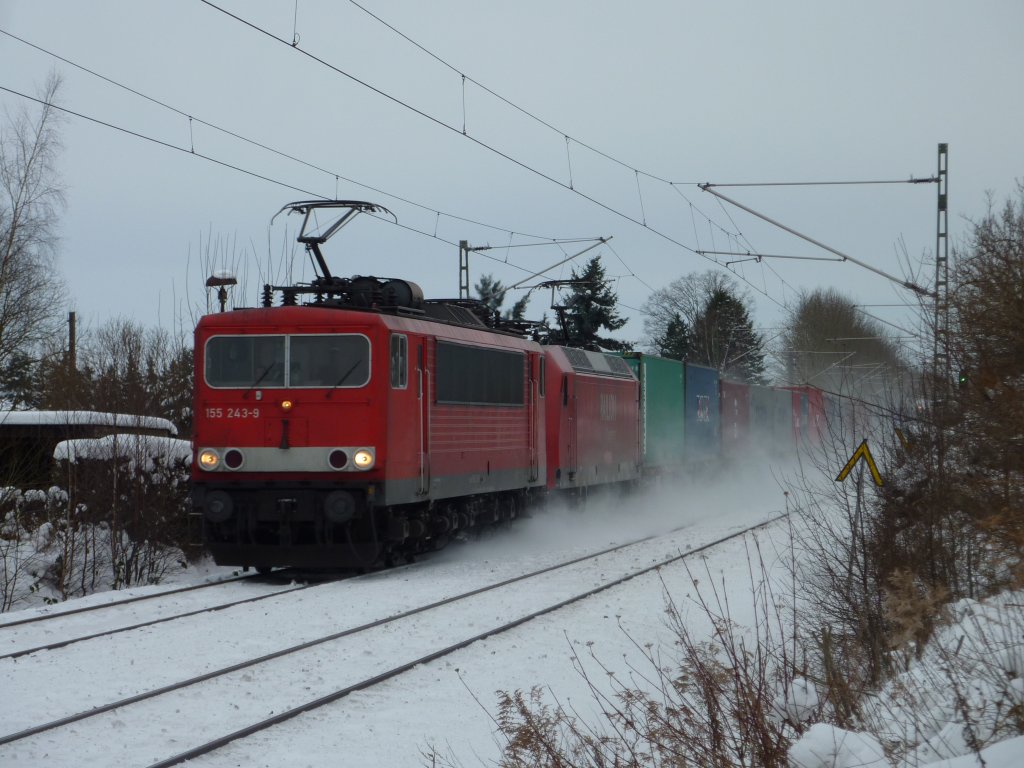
[325,359,363,399]
[242,362,280,399]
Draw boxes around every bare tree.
[946,183,1024,569]
[0,73,68,370]
[780,287,909,402]
[641,270,735,348]
[642,270,765,381]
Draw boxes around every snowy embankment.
[2,468,1021,767]
[787,585,1024,767]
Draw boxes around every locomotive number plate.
[205,407,261,419]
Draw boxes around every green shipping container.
[623,353,686,471]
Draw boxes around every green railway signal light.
[958,370,968,388]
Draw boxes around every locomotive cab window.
[205,334,370,389]
[205,335,286,388]
[289,335,370,388]
[390,334,408,389]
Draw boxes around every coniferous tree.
[691,288,766,383]
[508,295,529,322]
[653,312,692,361]
[0,351,39,409]
[474,274,507,313]
[559,255,628,350]
[643,270,764,381]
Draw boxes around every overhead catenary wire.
[5,6,933,341]
[0,82,628,318]
[8,8,798,318]
[698,178,940,187]
[343,0,680,188]
[0,84,598,270]
[340,0,806,309]
[0,27,580,246]
[340,0,944,333]
[196,0,792,312]
[0,84,328,201]
[4,19,697,320]
[3,25,652,311]
[700,184,936,298]
[335,0,868,316]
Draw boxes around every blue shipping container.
[683,362,720,462]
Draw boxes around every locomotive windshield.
[205,334,370,389]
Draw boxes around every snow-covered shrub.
[55,434,193,592]
[0,486,70,610]
[788,723,890,768]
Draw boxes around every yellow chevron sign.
[835,439,882,486]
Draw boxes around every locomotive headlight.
[198,449,221,471]
[280,399,293,412]
[352,448,375,470]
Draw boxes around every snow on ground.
[2,462,1021,767]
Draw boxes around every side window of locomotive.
[205,335,286,388]
[436,342,524,406]
[390,334,408,389]
[539,356,546,397]
[288,334,371,388]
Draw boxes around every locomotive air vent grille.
[562,347,594,371]
[422,302,487,327]
[603,355,635,378]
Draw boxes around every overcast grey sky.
[1,0,1021,356]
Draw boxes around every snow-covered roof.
[53,434,192,463]
[0,410,178,436]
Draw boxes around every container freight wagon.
[783,385,827,446]
[719,379,751,457]
[622,353,686,474]
[683,363,721,464]
[749,384,796,454]
[544,346,641,492]
[790,387,809,444]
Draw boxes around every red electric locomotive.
[543,346,640,491]
[193,202,548,570]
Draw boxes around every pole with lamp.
[206,272,238,313]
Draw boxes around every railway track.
[0,572,254,629]
[0,569,329,660]
[0,512,786,767]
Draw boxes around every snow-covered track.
[0,513,785,766]
[0,572,273,630]
[0,577,318,660]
